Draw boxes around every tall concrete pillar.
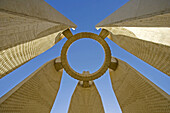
[96,0,170,76]
[68,81,105,113]
[96,0,170,27]
[0,58,63,113]
[105,27,170,76]
[109,59,170,113]
[0,0,76,78]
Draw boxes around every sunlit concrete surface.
[102,27,170,76]
[96,0,170,76]
[123,27,170,46]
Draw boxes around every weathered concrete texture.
[68,81,105,113]
[0,58,63,113]
[109,59,170,113]
[0,0,76,27]
[96,0,170,27]
[0,0,76,78]
[104,27,170,76]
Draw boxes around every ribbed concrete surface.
[68,82,105,113]
[96,0,170,27]
[0,59,63,113]
[0,0,76,78]
[105,27,170,76]
[0,0,77,28]
[109,59,170,113]
[0,11,63,78]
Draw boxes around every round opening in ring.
[67,38,105,74]
[61,32,111,81]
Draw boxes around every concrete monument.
[0,0,170,113]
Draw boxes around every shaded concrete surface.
[68,81,105,113]
[109,59,170,113]
[0,0,76,78]
[96,0,170,27]
[0,58,63,113]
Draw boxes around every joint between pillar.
[99,29,110,39]
[79,81,93,88]
[62,29,73,39]
[54,56,63,71]
[109,56,118,71]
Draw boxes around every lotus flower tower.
[0,0,170,113]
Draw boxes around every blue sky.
[0,0,170,113]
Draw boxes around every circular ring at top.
[61,32,111,81]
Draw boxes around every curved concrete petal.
[96,0,170,27]
[109,59,170,113]
[68,82,105,113]
[0,0,76,27]
[104,27,170,76]
[124,27,170,46]
[0,58,63,113]
[0,0,76,78]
